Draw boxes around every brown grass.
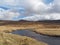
[0,21,60,36]
[0,32,47,45]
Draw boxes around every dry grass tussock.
[0,32,47,45]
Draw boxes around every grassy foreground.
[0,20,60,36]
[0,32,47,45]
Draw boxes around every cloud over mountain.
[0,0,60,21]
[22,0,60,21]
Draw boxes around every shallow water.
[12,30,60,45]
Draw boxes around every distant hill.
[0,20,60,22]
[0,19,60,27]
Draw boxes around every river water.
[12,30,60,45]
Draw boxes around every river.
[12,30,60,45]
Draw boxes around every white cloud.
[22,15,51,21]
[0,0,60,21]
[0,0,21,7]
[0,8,20,20]
[21,0,60,21]
[22,13,60,21]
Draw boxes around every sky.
[0,0,60,21]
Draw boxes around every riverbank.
[0,32,47,45]
[0,25,60,37]
[11,30,60,45]
[0,20,60,36]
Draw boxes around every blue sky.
[43,0,53,4]
[0,0,60,21]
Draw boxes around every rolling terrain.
[0,20,60,36]
[0,20,50,45]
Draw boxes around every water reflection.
[12,30,60,45]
